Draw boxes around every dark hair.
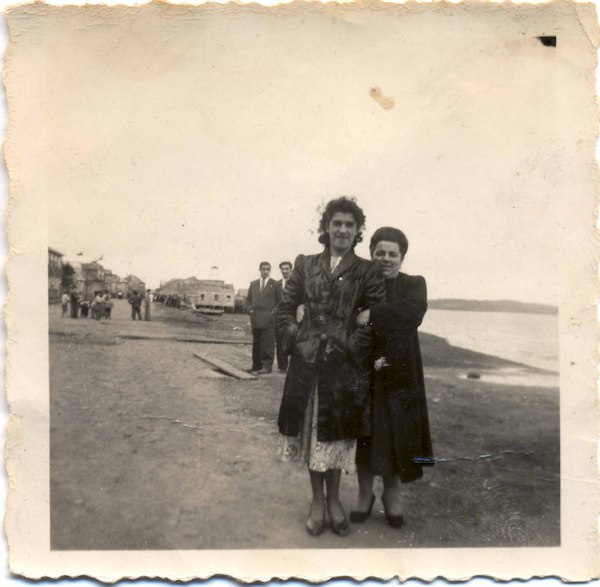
[259,261,271,270]
[369,226,409,258]
[279,261,292,270]
[317,196,366,248]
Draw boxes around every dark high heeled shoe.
[328,504,350,537]
[385,512,405,528]
[331,516,350,536]
[382,495,405,528]
[350,494,376,523]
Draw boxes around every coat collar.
[319,249,358,280]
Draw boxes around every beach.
[49,301,559,549]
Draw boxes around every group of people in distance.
[249,196,434,537]
[61,289,113,320]
[60,288,152,321]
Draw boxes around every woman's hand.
[296,304,305,323]
[355,309,370,326]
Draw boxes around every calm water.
[420,309,559,373]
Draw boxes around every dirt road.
[49,300,559,549]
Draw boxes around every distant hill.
[429,299,558,315]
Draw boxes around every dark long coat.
[277,250,386,442]
[365,272,434,482]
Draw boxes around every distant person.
[129,290,142,320]
[89,293,99,319]
[92,291,104,320]
[80,300,90,318]
[246,261,279,374]
[275,261,293,373]
[61,290,70,317]
[70,289,80,319]
[351,227,434,528]
[103,291,113,320]
[144,289,152,321]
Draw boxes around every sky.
[31,3,593,304]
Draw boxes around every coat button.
[320,333,328,341]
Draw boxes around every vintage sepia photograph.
[4,0,599,581]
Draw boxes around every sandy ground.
[49,300,559,549]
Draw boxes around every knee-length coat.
[277,250,386,442]
[367,272,434,482]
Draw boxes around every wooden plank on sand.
[177,337,252,345]
[115,333,251,344]
[193,352,257,380]
[118,334,173,340]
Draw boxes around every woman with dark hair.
[350,226,434,527]
[277,197,385,537]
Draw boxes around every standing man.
[95,291,105,321]
[70,289,80,319]
[275,261,293,373]
[144,289,152,321]
[61,289,70,317]
[103,290,113,320]
[246,261,279,375]
[129,290,142,321]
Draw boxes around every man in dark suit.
[246,261,279,374]
[129,290,142,320]
[275,261,293,373]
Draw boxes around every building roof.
[48,247,64,257]
[82,261,103,270]
[156,277,234,295]
[122,274,145,283]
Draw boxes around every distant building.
[103,269,113,293]
[62,261,116,300]
[48,247,64,303]
[65,261,86,296]
[192,280,235,312]
[120,274,146,297]
[54,254,143,301]
[157,277,196,299]
[108,273,121,297]
[102,270,122,297]
[156,276,235,312]
[81,261,106,299]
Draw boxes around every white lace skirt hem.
[280,379,356,473]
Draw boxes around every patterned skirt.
[280,378,356,473]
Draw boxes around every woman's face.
[326,212,358,255]
[372,240,403,279]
